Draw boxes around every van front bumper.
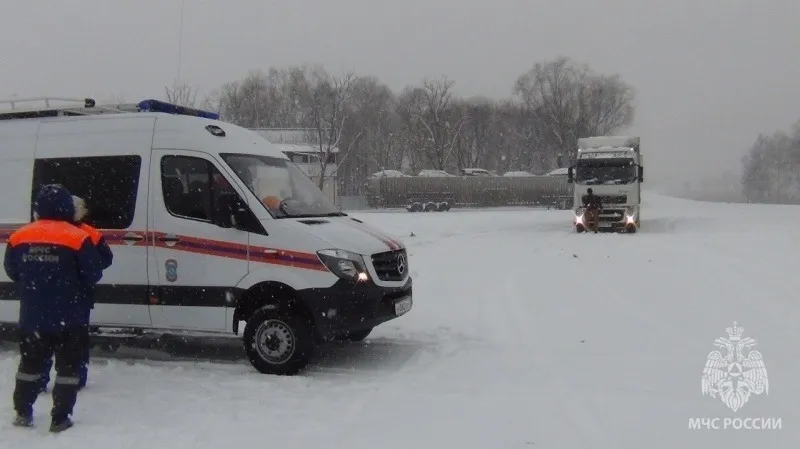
[298,276,413,341]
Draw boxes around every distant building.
[250,128,339,201]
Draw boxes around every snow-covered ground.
[2,193,800,448]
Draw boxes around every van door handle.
[157,235,181,243]
[122,233,144,243]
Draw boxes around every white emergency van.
[0,97,413,375]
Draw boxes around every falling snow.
[1,193,799,447]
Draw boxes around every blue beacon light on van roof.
[137,99,220,120]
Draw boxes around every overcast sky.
[1,0,797,191]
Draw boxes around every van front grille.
[371,249,408,281]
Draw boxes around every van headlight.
[317,249,369,281]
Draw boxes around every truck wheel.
[344,328,373,342]
[243,308,315,375]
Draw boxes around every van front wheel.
[243,309,315,375]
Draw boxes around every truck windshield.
[575,158,637,185]
[220,153,343,218]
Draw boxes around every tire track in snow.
[401,221,562,356]
[360,227,561,393]
[682,238,800,325]
[491,228,714,445]
[565,235,702,349]
[322,228,575,447]
[498,244,610,447]
[638,233,800,341]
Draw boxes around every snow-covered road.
[1,193,799,448]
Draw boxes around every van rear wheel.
[243,308,315,375]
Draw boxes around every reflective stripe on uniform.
[55,376,81,385]
[9,220,90,250]
[16,372,41,382]
[79,223,103,245]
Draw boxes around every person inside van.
[187,180,211,219]
[262,195,283,211]
[165,177,197,217]
[39,196,113,393]
[259,180,288,213]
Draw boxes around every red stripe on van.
[1,228,329,272]
[340,219,401,250]
[147,231,328,272]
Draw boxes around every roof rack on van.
[0,97,220,121]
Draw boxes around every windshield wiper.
[604,178,636,185]
[277,212,348,219]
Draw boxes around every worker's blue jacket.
[3,185,103,332]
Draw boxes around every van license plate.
[599,222,612,228]
[394,296,412,316]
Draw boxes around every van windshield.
[220,153,343,219]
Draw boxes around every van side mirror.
[638,166,644,182]
[567,167,574,184]
[213,193,247,230]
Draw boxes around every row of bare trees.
[166,57,636,195]
[742,120,800,204]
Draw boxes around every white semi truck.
[567,136,643,233]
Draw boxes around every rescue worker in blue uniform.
[4,184,103,432]
[39,195,113,392]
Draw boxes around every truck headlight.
[317,249,369,282]
[625,208,636,223]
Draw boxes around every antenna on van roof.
[0,97,220,121]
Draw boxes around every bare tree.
[347,77,403,172]
[394,87,428,174]
[164,82,199,107]
[456,98,497,170]
[513,56,635,172]
[205,58,638,193]
[742,120,800,204]
[204,71,269,127]
[576,73,635,136]
[406,76,469,171]
[493,100,538,172]
[296,66,359,189]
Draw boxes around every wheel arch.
[233,281,315,336]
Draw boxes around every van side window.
[32,155,142,229]
[160,155,266,234]
[161,156,226,222]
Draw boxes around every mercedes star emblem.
[397,254,406,275]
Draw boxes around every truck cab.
[567,136,643,233]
